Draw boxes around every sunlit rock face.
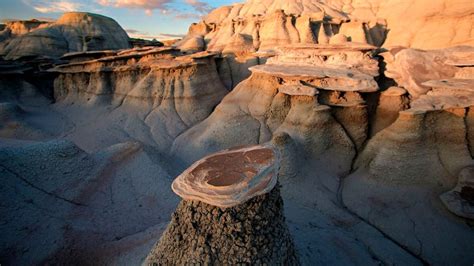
[177,0,473,54]
[0,12,131,60]
[146,145,298,265]
[174,0,473,89]
[171,42,378,168]
[382,46,474,98]
[49,48,228,151]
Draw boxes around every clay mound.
[146,184,298,265]
[0,12,130,60]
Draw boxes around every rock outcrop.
[341,45,474,265]
[177,0,473,54]
[146,145,298,265]
[172,42,378,170]
[0,13,131,60]
[49,48,228,151]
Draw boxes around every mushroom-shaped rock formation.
[146,145,299,265]
[172,42,377,164]
[440,166,474,220]
[172,145,279,208]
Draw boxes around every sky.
[0,0,239,40]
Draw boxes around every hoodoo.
[146,145,299,265]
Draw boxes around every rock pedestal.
[145,145,299,265]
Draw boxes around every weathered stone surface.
[250,64,378,92]
[177,0,474,54]
[382,86,407,96]
[0,12,130,60]
[440,167,474,220]
[146,185,299,265]
[279,84,318,96]
[172,145,279,208]
[49,47,228,151]
[382,46,474,98]
[267,43,379,76]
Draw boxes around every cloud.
[97,0,212,18]
[22,0,82,13]
[97,0,174,15]
[184,0,213,14]
[126,28,184,40]
[174,12,202,20]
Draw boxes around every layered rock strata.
[341,46,474,264]
[177,0,474,54]
[50,48,228,151]
[146,145,298,265]
[172,43,379,167]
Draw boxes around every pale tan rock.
[440,167,474,220]
[175,35,205,53]
[2,19,51,36]
[329,33,348,44]
[382,86,407,96]
[382,47,461,97]
[222,33,256,54]
[179,0,474,53]
[0,12,130,60]
[455,67,474,79]
[250,64,378,92]
[171,145,279,208]
[267,43,379,76]
[278,84,318,96]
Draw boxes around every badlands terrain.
[0,0,474,265]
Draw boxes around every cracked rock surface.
[146,185,299,265]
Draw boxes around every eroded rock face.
[342,44,474,265]
[172,145,279,208]
[50,48,228,151]
[381,46,474,98]
[177,0,473,54]
[172,43,378,167]
[0,12,130,60]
